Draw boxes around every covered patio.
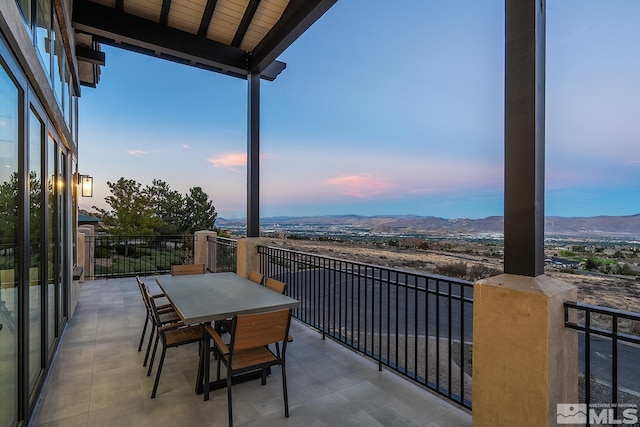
[32,276,471,426]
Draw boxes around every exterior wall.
[0,0,80,425]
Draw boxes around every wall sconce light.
[79,175,93,197]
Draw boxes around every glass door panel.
[28,108,43,392]
[46,135,55,352]
[0,55,20,427]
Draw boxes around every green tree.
[0,172,18,254]
[584,258,598,270]
[93,178,162,236]
[181,186,217,234]
[145,179,184,234]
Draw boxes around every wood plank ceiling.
[72,0,336,87]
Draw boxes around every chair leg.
[282,361,289,417]
[138,316,149,352]
[143,327,155,367]
[147,333,160,377]
[261,368,267,385]
[151,347,166,398]
[203,335,210,401]
[227,371,233,427]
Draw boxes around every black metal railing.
[207,236,237,273]
[564,302,640,415]
[258,245,473,409]
[86,235,194,278]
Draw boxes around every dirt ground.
[267,238,640,314]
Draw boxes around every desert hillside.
[267,238,640,314]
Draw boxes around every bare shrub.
[467,264,501,281]
[434,261,467,279]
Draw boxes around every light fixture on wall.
[79,174,93,197]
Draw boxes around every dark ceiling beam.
[198,0,218,37]
[249,0,337,74]
[115,0,123,12]
[73,0,249,76]
[231,0,260,47]
[160,0,172,26]
[261,60,286,82]
[76,45,106,65]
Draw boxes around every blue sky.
[78,0,640,220]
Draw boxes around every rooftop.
[32,276,471,426]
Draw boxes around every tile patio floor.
[32,276,472,427]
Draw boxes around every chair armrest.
[159,321,185,332]
[205,325,229,355]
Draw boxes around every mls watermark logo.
[557,404,587,424]
[557,403,639,425]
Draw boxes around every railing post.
[77,231,85,283]
[473,274,578,426]
[236,237,267,279]
[194,230,216,271]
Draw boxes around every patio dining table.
[155,271,300,393]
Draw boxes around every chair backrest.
[248,271,264,285]
[171,264,205,276]
[136,276,151,311]
[264,277,286,294]
[230,309,291,352]
[145,287,162,325]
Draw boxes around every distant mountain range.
[217,214,640,238]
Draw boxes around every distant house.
[78,214,102,226]
[545,256,581,268]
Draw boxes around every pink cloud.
[323,174,392,198]
[181,144,192,149]
[127,150,148,156]
[206,153,272,171]
[207,152,246,170]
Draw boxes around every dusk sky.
[78,0,640,220]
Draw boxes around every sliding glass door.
[0,49,21,427]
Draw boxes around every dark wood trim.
[160,0,172,26]
[73,0,249,76]
[198,0,218,37]
[250,0,336,74]
[75,45,105,65]
[232,0,260,47]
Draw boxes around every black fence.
[207,236,237,273]
[564,301,640,416]
[258,245,474,409]
[86,235,194,278]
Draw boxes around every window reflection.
[0,56,19,427]
[18,0,32,27]
[35,0,51,79]
[29,108,43,393]
[52,16,63,103]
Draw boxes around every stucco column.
[236,237,267,279]
[78,225,94,279]
[194,230,217,271]
[472,274,578,427]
